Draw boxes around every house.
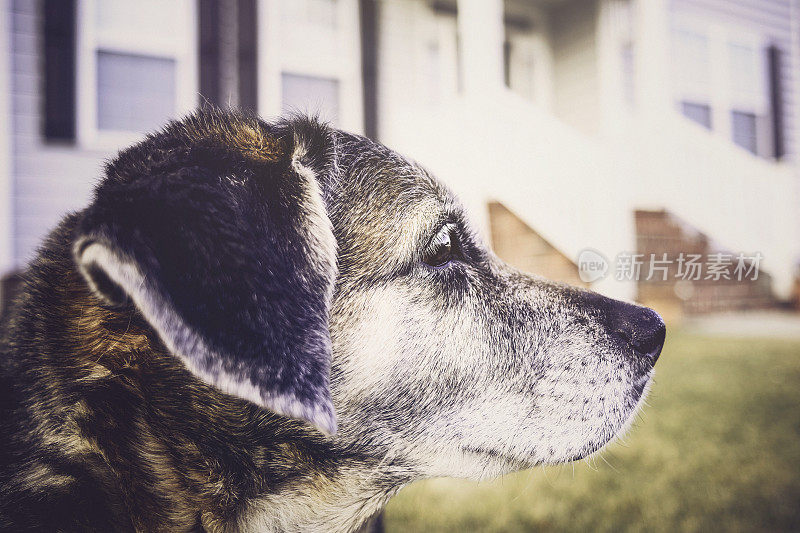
[1,0,799,317]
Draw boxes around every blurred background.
[0,0,799,531]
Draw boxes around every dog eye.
[422,225,458,267]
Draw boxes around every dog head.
[73,109,664,480]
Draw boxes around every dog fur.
[0,108,665,532]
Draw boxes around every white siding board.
[15,153,106,181]
[1,0,13,274]
[10,0,116,267]
[10,10,33,32]
[11,98,36,122]
[12,72,36,94]
[15,192,95,212]
[15,177,99,198]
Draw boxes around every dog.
[0,108,665,532]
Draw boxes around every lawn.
[384,332,800,532]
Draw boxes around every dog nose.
[606,301,666,364]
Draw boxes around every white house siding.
[10,0,110,269]
[550,0,601,136]
[1,0,13,274]
[669,0,799,161]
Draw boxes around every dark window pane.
[681,101,712,129]
[732,110,758,154]
[767,45,784,159]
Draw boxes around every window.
[504,35,536,101]
[504,20,551,106]
[729,42,761,105]
[621,42,635,106]
[258,0,363,132]
[672,27,711,92]
[281,73,340,124]
[425,41,442,104]
[672,24,712,127]
[616,0,636,108]
[670,15,773,157]
[681,102,712,129]
[96,52,176,132]
[731,111,758,154]
[727,40,767,156]
[77,0,197,147]
[429,7,459,100]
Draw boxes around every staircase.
[635,210,777,315]
[489,201,587,287]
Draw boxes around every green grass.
[384,332,800,532]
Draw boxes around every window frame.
[418,6,460,105]
[75,0,198,149]
[505,24,547,104]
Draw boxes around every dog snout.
[606,300,666,364]
[572,289,666,365]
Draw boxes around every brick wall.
[635,210,776,314]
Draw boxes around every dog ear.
[73,113,338,435]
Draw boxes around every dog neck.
[232,465,403,533]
